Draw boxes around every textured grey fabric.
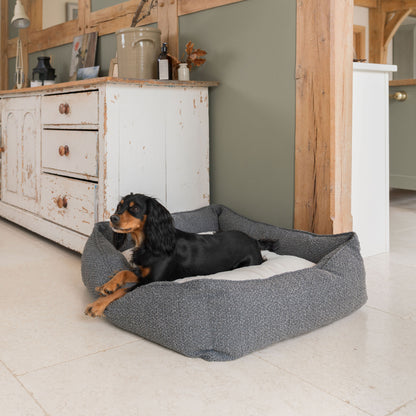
[82,205,367,361]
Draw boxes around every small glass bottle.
[158,42,172,80]
[178,63,190,81]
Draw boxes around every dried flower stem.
[131,0,158,27]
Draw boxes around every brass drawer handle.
[0,147,5,153]
[58,145,70,156]
[57,197,68,209]
[59,103,70,114]
[389,91,407,102]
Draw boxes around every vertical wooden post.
[369,0,386,63]
[78,0,91,34]
[294,0,353,234]
[158,0,179,58]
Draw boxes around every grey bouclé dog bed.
[81,204,367,361]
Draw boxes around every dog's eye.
[130,205,139,212]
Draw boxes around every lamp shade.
[11,0,30,29]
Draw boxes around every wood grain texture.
[295,0,353,234]
[158,0,179,58]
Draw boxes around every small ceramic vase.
[178,63,190,81]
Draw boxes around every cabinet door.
[1,97,41,213]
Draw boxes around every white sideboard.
[352,63,396,257]
[0,78,216,252]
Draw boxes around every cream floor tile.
[0,219,71,265]
[364,257,416,320]
[389,207,416,233]
[389,399,416,416]
[0,252,139,376]
[256,307,416,416]
[0,361,45,416]
[390,189,416,210]
[18,340,369,416]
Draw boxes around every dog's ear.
[113,232,127,250]
[144,197,176,256]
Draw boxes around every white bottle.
[178,63,190,81]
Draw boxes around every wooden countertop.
[0,77,219,96]
[389,79,416,87]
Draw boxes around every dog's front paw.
[85,300,106,318]
[95,281,120,296]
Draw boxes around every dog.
[85,193,279,317]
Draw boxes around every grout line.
[253,354,375,416]
[1,359,50,416]
[363,305,416,324]
[15,339,144,378]
[384,397,416,416]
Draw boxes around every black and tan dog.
[85,193,279,317]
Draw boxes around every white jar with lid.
[178,63,190,81]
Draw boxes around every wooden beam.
[179,0,244,15]
[158,0,179,58]
[382,0,416,12]
[353,25,366,60]
[295,0,353,234]
[369,0,386,63]
[25,19,79,55]
[354,0,377,7]
[384,9,412,45]
[78,0,90,34]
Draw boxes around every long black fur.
[111,193,280,284]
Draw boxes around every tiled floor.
[1,190,416,416]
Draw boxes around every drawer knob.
[57,197,68,209]
[59,103,70,115]
[58,145,70,156]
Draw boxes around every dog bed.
[81,204,367,361]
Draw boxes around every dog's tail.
[258,238,280,254]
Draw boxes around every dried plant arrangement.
[131,0,158,27]
[170,41,207,70]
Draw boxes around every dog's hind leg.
[95,270,139,296]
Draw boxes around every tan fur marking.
[112,212,146,233]
[139,266,151,278]
[95,270,139,296]
[129,201,135,207]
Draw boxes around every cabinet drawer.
[40,174,97,235]
[42,91,98,125]
[42,130,98,178]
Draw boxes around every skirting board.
[390,175,416,192]
[0,202,87,253]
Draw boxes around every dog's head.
[110,193,176,255]
[110,193,148,234]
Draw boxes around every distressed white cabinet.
[1,96,41,214]
[0,79,216,252]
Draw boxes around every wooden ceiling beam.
[354,0,377,8]
[384,9,412,45]
[382,0,416,12]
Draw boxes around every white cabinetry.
[0,79,215,252]
[352,63,396,257]
[1,96,41,214]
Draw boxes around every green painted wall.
[8,0,296,227]
[179,1,296,227]
[389,85,416,190]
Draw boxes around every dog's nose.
[110,215,120,225]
